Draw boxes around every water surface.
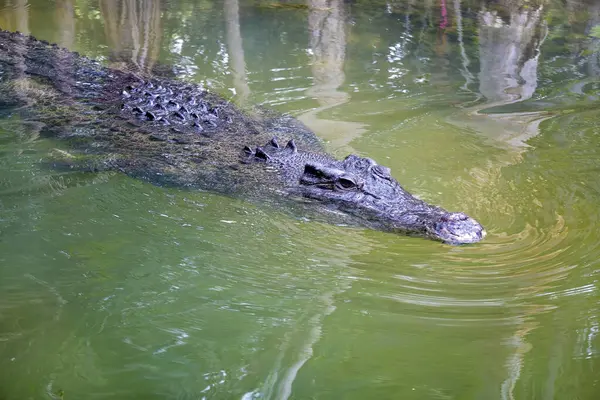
[1,0,599,399]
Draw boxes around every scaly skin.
[0,29,485,244]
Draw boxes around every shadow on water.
[0,0,600,399]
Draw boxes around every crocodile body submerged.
[0,29,485,244]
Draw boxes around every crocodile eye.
[336,177,358,190]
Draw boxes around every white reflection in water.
[580,320,599,360]
[170,37,183,55]
[153,328,190,355]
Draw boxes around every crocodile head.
[298,154,486,244]
[245,140,486,245]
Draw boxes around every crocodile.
[0,29,486,244]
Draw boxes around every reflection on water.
[99,0,162,73]
[1,0,600,399]
[224,0,250,103]
[478,1,546,105]
[298,0,367,154]
[54,0,74,48]
[0,0,28,33]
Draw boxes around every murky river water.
[1,0,599,399]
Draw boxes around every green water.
[1,0,599,399]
